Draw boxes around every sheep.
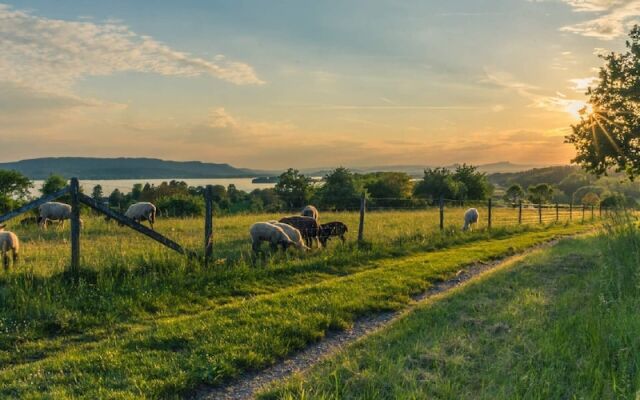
[318,221,348,247]
[124,202,157,229]
[249,222,295,252]
[0,224,19,269]
[462,208,480,231]
[38,202,71,229]
[268,221,310,251]
[279,216,321,248]
[301,205,319,222]
[19,216,39,227]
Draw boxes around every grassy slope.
[0,223,591,398]
[262,222,640,399]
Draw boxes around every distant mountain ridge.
[0,157,266,180]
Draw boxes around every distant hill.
[488,165,580,188]
[303,162,539,178]
[0,157,266,180]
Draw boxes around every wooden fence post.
[358,192,366,243]
[591,205,595,220]
[569,202,573,221]
[599,202,603,218]
[538,203,542,224]
[439,195,444,231]
[582,204,585,223]
[518,200,522,224]
[70,177,80,274]
[204,185,214,267]
[487,198,492,229]
[555,203,559,222]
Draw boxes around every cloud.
[569,76,599,92]
[481,69,588,118]
[0,3,263,96]
[559,0,640,39]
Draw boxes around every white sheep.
[268,221,310,251]
[38,202,71,229]
[249,222,294,252]
[462,208,480,231]
[0,224,19,269]
[301,205,319,222]
[124,202,157,229]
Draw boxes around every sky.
[0,0,637,169]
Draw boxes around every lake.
[29,178,275,197]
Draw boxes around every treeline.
[1,164,637,217]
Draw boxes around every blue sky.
[0,0,635,168]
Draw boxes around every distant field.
[0,208,598,398]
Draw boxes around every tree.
[317,167,360,210]
[108,189,125,210]
[453,164,492,200]
[527,183,554,204]
[0,170,32,213]
[131,183,143,201]
[275,168,313,209]
[40,174,67,195]
[566,25,640,179]
[365,172,412,199]
[413,168,461,203]
[91,185,104,201]
[0,170,32,201]
[581,192,600,206]
[503,184,525,204]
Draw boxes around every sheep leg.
[2,253,8,270]
[340,234,346,243]
[252,241,260,253]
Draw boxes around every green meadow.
[0,209,595,398]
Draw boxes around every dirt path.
[195,238,564,400]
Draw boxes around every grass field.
[0,208,598,398]
[261,219,640,399]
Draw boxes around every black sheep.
[319,221,348,247]
[279,216,320,248]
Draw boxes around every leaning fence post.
[487,198,492,229]
[70,177,80,274]
[555,203,559,222]
[204,185,214,267]
[538,203,542,224]
[439,195,444,231]
[518,200,522,224]
[358,192,366,243]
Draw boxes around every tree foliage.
[527,183,554,204]
[275,168,313,209]
[503,184,525,204]
[316,167,361,210]
[566,25,640,179]
[40,174,67,196]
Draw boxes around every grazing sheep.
[0,225,19,269]
[301,205,319,222]
[268,221,310,251]
[38,202,72,229]
[462,208,480,231]
[279,216,321,248]
[319,221,348,247]
[124,202,157,229]
[249,222,294,252]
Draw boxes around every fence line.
[0,183,620,275]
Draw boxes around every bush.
[156,195,204,217]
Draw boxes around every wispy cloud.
[0,3,263,96]
[559,0,640,39]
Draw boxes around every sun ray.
[593,115,623,155]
